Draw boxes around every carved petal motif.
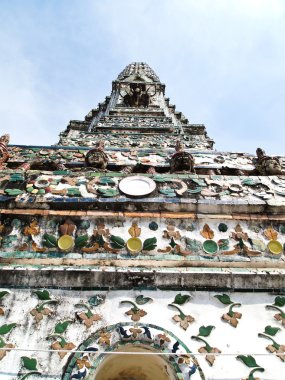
[200,224,214,239]
[173,314,195,330]
[264,227,278,240]
[128,223,141,237]
[198,346,221,366]
[274,313,285,326]
[78,312,102,328]
[222,312,242,327]
[51,341,76,359]
[23,221,40,236]
[98,332,111,346]
[125,308,147,321]
[76,355,92,369]
[157,333,171,346]
[0,343,14,361]
[129,328,142,338]
[30,307,52,323]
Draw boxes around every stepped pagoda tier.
[0,63,285,380]
[59,62,214,150]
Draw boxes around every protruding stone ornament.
[85,141,108,170]
[255,148,282,175]
[170,140,195,173]
[0,134,10,169]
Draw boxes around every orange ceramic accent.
[264,227,278,241]
[200,224,214,239]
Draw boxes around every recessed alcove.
[93,344,178,380]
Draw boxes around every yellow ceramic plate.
[267,240,283,255]
[58,235,74,251]
[126,237,143,254]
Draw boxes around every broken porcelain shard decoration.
[119,176,156,197]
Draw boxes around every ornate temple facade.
[0,63,285,380]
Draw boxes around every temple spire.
[58,62,214,150]
[116,62,160,82]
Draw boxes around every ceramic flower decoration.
[266,297,285,326]
[30,306,53,323]
[98,331,111,346]
[0,339,14,361]
[237,355,264,380]
[51,338,76,359]
[0,323,17,361]
[163,224,181,240]
[76,355,91,370]
[191,325,220,366]
[214,294,242,327]
[23,220,40,236]
[259,326,285,362]
[120,300,147,321]
[20,356,41,379]
[49,321,75,359]
[200,224,214,239]
[0,291,9,316]
[222,304,242,328]
[128,222,141,237]
[75,303,102,328]
[157,333,171,347]
[129,328,142,339]
[168,304,194,330]
[30,290,58,323]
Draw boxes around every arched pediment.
[62,322,205,380]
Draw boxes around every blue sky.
[1,0,285,155]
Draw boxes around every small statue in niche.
[28,159,66,171]
[85,141,108,170]
[121,165,134,174]
[255,148,282,175]
[122,83,150,108]
[0,134,10,169]
[170,140,195,173]
[146,166,157,174]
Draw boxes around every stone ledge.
[0,266,284,290]
[0,208,283,220]
[1,257,285,268]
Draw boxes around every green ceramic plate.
[203,240,218,254]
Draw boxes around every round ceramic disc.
[267,240,283,255]
[202,240,218,254]
[126,237,143,254]
[35,179,50,188]
[229,184,243,193]
[58,235,74,251]
[119,176,156,197]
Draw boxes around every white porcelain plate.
[119,176,156,197]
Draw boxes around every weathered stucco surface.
[0,289,285,379]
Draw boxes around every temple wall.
[0,288,284,379]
